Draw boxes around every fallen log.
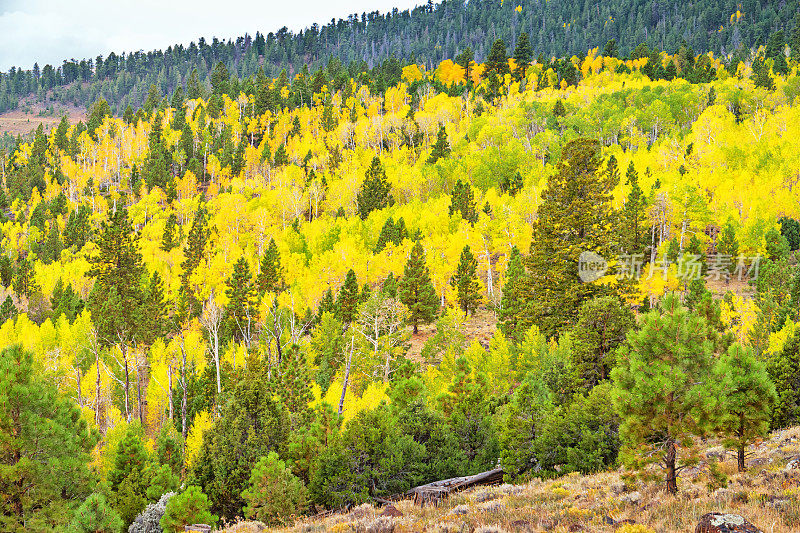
[406,467,505,506]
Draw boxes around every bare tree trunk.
[123,346,131,423]
[338,340,353,416]
[76,368,83,407]
[180,343,188,446]
[168,364,174,421]
[95,352,102,431]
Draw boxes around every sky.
[0,0,426,71]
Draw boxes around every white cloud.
[0,0,425,70]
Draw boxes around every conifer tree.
[455,47,475,81]
[498,246,526,341]
[620,161,648,254]
[336,269,360,324]
[427,124,451,164]
[611,294,715,494]
[500,171,524,197]
[449,179,477,224]
[225,257,255,342]
[712,343,776,472]
[13,256,40,298]
[716,218,739,258]
[451,245,482,317]
[257,238,285,295]
[356,156,394,220]
[571,296,635,389]
[160,213,178,252]
[273,143,289,166]
[0,295,17,322]
[512,32,533,80]
[792,12,800,61]
[180,205,209,318]
[484,39,509,97]
[68,493,123,533]
[398,241,439,333]
[0,345,98,530]
[522,139,619,338]
[316,287,336,323]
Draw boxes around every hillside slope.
[0,0,797,113]
[251,428,800,533]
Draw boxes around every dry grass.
[225,427,800,533]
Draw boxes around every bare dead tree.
[200,290,224,395]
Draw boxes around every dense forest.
[2,14,800,533]
[0,0,799,114]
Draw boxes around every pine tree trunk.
[665,439,678,494]
[738,444,746,472]
[737,415,747,472]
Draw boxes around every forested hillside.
[2,34,800,532]
[0,0,798,114]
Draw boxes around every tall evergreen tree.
[161,213,178,252]
[450,245,482,317]
[620,161,647,254]
[611,294,715,494]
[498,246,526,342]
[225,257,255,342]
[180,205,209,319]
[427,124,451,164]
[0,345,98,530]
[356,156,393,220]
[449,179,477,224]
[257,238,285,295]
[336,269,360,324]
[398,241,439,333]
[512,32,533,80]
[521,139,619,338]
[712,343,776,472]
[87,207,145,421]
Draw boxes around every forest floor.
[0,98,85,136]
[223,426,800,532]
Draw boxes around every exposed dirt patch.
[0,99,85,136]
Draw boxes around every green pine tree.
[498,246,526,342]
[450,245,482,317]
[449,179,477,224]
[242,452,307,526]
[427,124,451,164]
[68,493,123,533]
[225,257,255,342]
[0,345,98,530]
[356,156,394,220]
[522,139,620,338]
[398,241,440,333]
[712,343,776,472]
[512,32,533,80]
[13,256,40,298]
[716,218,739,258]
[620,161,648,254]
[611,293,715,494]
[336,269,360,324]
[180,205,209,318]
[257,238,285,295]
[161,212,178,252]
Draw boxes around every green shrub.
[160,485,217,533]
